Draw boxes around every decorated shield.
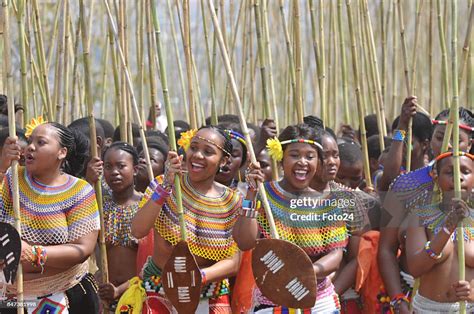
[162,241,202,313]
[0,223,21,285]
[252,238,317,309]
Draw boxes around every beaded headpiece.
[429,151,474,175]
[432,119,474,133]
[266,138,323,162]
[177,128,231,156]
[225,129,246,147]
[25,116,47,138]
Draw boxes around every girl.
[97,142,143,309]
[215,128,247,192]
[0,121,100,313]
[135,138,168,193]
[122,125,243,313]
[233,124,349,313]
[379,107,474,314]
[309,129,369,314]
[406,152,474,312]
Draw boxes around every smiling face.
[436,155,474,201]
[104,147,138,194]
[281,142,319,191]
[215,139,243,185]
[25,124,67,177]
[185,128,228,182]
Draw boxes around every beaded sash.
[257,181,349,256]
[151,174,242,261]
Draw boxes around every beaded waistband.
[141,258,230,299]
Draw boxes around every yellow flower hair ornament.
[25,116,47,138]
[266,138,323,162]
[177,129,197,151]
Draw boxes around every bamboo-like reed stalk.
[337,0,350,124]
[167,0,190,123]
[183,0,197,129]
[79,2,109,305]
[361,0,388,150]
[262,0,279,131]
[410,0,424,95]
[381,0,386,105]
[62,0,70,125]
[390,0,399,121]
[145,2,157,133]
[100,35,109,119]
[293,0,304,123]
[397,0,413,172]
[458,4,473,88]
[329,0,337,129]
[32,0,53,121]
[208,0,279,239]
[15,0,27,126]
[429,0,434,117]
[200,0,217,125]
[345,0,372,189]
[45,0,62,72]
[53,0,66,123]
[2,2,24,313]
[437,0,451,107]
[253,0,271,119]
[70,18,81,121]
[107,20,122,128]
[149,0,187,239]
[450,1,466,313]
[279,0,296,113]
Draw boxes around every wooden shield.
[162,241,202,313]
[0,223,21,285]
[252,238,317,309]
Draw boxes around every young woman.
[122,126,243,313]
[406,152,474,312]
[0,122,100,313]
[97,142,143,309]
[135,138,168,193]
[378,107,474,314]
[233,124,349,313]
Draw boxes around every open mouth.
[294,169,309,181]
[190,162,205,172]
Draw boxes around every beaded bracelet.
[392,129,407,142]
[238,208,259,218]
[151,184,172,206]
[424,241,443,260]
[31,245,47,274]
[389,293,409,310]
[200,269,207,286]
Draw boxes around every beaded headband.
[25,116,47,138]
[266,138,323,162]
[429,151,474,174]
[225,129,247,147]
[177,128,231,156]
[432,119,474,132]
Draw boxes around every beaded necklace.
[415,200,474,241]
[257,181,349,256]
[154,173,242,261]
[102,192,142,248]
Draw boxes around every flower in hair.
[177,129,197,151]
[25,116,47,138]
[266,138,283,161]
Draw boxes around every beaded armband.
[392,129,406,142]
[151,184,172,206]
[200,269,207,286]
[238,200,260,218]
[424,241,443,260]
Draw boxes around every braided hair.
[48,122,90,177]
[102,141,139,166]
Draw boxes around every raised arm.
[132,151,181,239]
